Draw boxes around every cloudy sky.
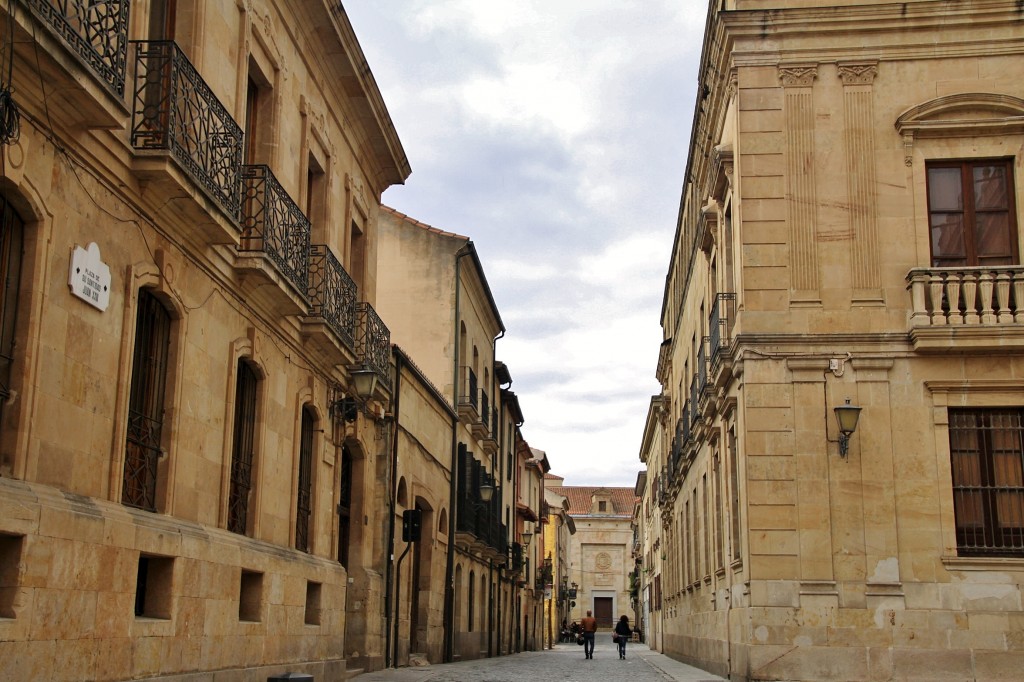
[345,1,706,487]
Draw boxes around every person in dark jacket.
[613,614,632,659]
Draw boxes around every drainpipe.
[384,350,403,667]
[444,244,473,663]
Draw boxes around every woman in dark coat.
[613,614,632,659]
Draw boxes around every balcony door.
[927,159,1018,267]
[149,0,176,41]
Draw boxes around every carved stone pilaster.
[780,64,820,294]
[839,62,881,293]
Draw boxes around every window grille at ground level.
[949,408,1024,556]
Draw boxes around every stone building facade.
[376,207,544,663]
[549,482,636,630]
[542,477,577,647]
[0,1,408,680]
[639,0,1024,680]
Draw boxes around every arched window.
[295,406,316,552]
[468,569,475,632]
[0,193,24,433]
[123,289,172,512]
[228,359,260,535]
[454,565,463,630]
[338,445,353,567]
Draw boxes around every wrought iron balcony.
[709,292,736,381]
[355,301,390,384]
[307,244,357,350]
[458,366,480,424]
[239,164,310,295]
[473,389,490,440]
[689,374,700,426]
[907,267,1024,352]
[27,0,130,96]
[131,40,243,220]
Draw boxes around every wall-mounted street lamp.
[332,367,380,424]
[479,480,495,503]
[834,398,862,458]
[350,366,379,400]
[521,527,533,547]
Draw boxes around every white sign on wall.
[68,242,111,311]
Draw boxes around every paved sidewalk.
[353,641,726,682]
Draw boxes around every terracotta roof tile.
[545,486,637,517]
[380,205,470,240]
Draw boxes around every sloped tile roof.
[545,486,637,517]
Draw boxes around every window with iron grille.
[0,195,23,431]
[295,406,315,552]
[123,289,171,511]
[927,159,1018,267]
[949,409,1024,557]
[337,445,353,567]
[728,426,741,563]
[228,360,259,535]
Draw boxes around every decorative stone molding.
[698,199,720,256]
[778,64,817,88]
[837,62,878,86]
[895,93,1024,166]
[711,143,734,202]
[346,172,369,221]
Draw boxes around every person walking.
[613,614,632,659]
[580,610,598,659]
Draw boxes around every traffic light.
[402,509,422,543]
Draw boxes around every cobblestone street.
[355,643,725,682]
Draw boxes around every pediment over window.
[896,92,1024,138]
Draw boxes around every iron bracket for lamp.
[332,396,360,423]
[329,384,362,425]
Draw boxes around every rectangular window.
[124,290,171,512]
[305,581,321,626]
[728,427,741,563]
[927,159,1018,267]
[134,554,173,619]
[228,360,258,535]
[0,534,23,618]
[949,409,1024,556]
[296,407,314,552]
[239,569,263,622]
[714,454,724,571]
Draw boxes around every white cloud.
[344,0,704,486]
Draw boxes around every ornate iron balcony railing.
[28,0,130,96]
[355,301,390,383]
[239,164,310,294]
[307,244,357,349]
[480,390,490,431]
[131,40,243,218]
